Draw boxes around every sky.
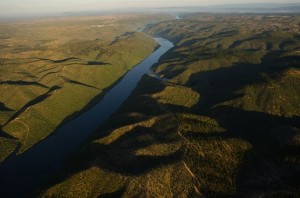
[0,0,300,17]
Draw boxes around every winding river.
[0,37,174,196]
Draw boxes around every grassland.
[40,14,300,197]
[0,14,174,162]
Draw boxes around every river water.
[0,37,173,196]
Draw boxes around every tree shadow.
[183,130,234,140]
[86,61,111,66]
[4,86,62,126]
[0,80,48,88]
[60,76,100,90]
[98,187,126,198]
[110,32,135,45]
[32,57,111,66]
[0,129,17,139]
[0,102,13,112]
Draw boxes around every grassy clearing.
[152,85,200,108]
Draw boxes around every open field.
[41,14,300,197]
[0,14,173,162]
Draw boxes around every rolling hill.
[40,14,300,197]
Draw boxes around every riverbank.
[0,14,164,163]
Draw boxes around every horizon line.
[0,2,300,19]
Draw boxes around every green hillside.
[0,14,167,162]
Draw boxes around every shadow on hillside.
[4,86,62,125]
[210,106,300,196]
[39,114,183,196]
[60,76,100,90]
[94,76,170,137]
[184,130,233,140]
[0,130,17,139]
[0,101,15,139]
[86,61,111,66]
[0,102,13,112]
[0,80,49,88]
[229,32,269,49]
[187,51,300,111]
[99,187,126,198]
[211,105,300,143]
[110,32,135,45]
[183,50,300,195]
[34,57,82,63]
[32,57,111,66]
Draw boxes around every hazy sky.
[1,0,299,16]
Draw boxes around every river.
[0,37,174,196]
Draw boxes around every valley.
[41,14,300,197]
[0,11,299,198]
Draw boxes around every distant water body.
[0,37,174,197]
[176,15,182,20]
